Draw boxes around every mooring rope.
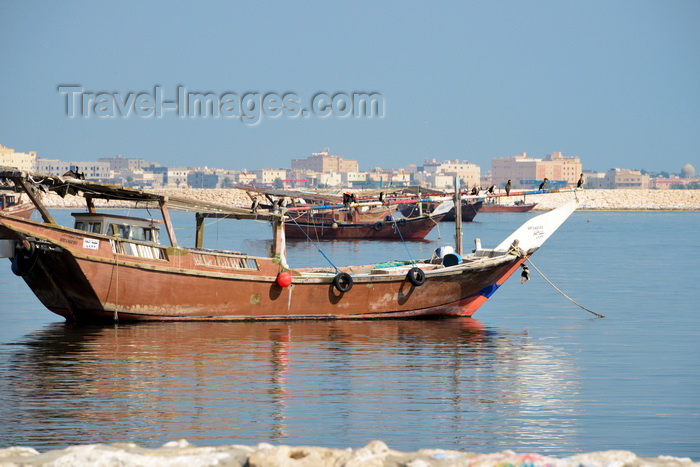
[390,217,415,264]
[288,215,338,273]
[526,258,604,318]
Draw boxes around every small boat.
[244,186,399,224]
[0,192,34,219]
[284,212,445,241]
[480,199,537,213]
[399,199,483,222]
[290,206,393,224]
[0,168,578,322]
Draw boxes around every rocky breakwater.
[527,189,700,211]
[37,188,700,212]
[0,440,696,466]
[41,188,254,209]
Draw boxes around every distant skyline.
[1,1,698,174]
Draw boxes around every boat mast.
[454,176,462,255]
[14,176,56,224]
[158,197,178,247]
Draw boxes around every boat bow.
[494,200,578,254]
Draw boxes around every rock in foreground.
[0,440,696,466]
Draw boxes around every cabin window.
[130,226,159,243]
[75,222,85,231]
[89,222,102,234]
[109,224,130,238]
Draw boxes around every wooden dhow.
[0,168,578,322]
[1,191,34,219]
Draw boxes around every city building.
[341,171,369,188]
[0,144,37,172]
[35,158,111,180]
[253,168,287,186]
[491,151,582,189]
[97,154,147,172]
[412,172,460,190]
[188,170,222,189]
[235,171,257,185]
[166,167,190,187]
[420,159,481,189]
[605,168,650,189]
[291,149,359,173]
[582,170,607,189]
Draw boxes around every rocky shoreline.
[37,189,700,211]
[0,440,697,466]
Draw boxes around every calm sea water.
[0,208,698,459]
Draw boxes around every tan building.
[419,159,481,189]
[651,177,700,189]
[253,168,287,185]
[491,151,582,189]
[291,149,359,173]
[0,144,37,171]
[606,169,649,189]
[235,171,257,185]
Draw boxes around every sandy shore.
[0,440,697,466]
[38,188,700,211]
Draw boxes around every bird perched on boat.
[63,167,85,180]
[538,178,549,191]
[505,180,512,196]
[486,185,495,194]
[521,264,530,284]
[470,186,479,195]
[577,173,584,189]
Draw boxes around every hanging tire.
[11,242,38,277]
[406,267,425,286]
[333,272,353,293]
[372,222,382,231]
[398,218,407,225]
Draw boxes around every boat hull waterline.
[480,203,537,213]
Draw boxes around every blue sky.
[1,0,698,173]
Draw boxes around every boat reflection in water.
[0,319,582,453]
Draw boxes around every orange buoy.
[276,272,292,287]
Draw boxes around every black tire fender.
[11,242,38,277]
[333,272,353,293]
[406,267,426,286]
[372,222,383,231]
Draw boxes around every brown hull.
[0,214,522,323]
[1,202,34,219]
[288,206,395,224]
[284,214,444,240]
[480,203,537,213]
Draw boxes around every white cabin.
[72,213,162,244]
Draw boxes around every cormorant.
[486,185,495,194]
[505,180,512,196]
[577,173,584,189]
[538,178,549,191]
[470,186,479,195]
